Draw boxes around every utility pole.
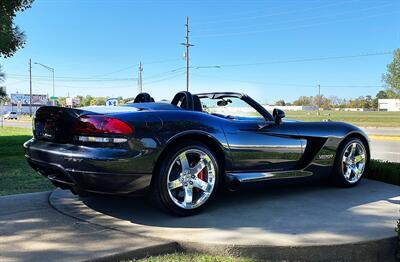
[138,62,143,93]
[29,59,32,117]
[317,84,321,116]
[181,16,194,92]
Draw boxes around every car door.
[224,119,306,172]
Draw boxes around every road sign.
[106,98,118,106]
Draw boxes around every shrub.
[366,160,400,186]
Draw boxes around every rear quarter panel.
[110,110,231,173]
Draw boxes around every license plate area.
[34,120,56,140]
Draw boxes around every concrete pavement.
[0,192,178,262]
[50,179,400,261]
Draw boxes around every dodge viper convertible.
[24,91,370,215]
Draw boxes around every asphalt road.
[369,139,400,163]
[1,120,399,162]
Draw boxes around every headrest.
[193,95,202,112]
[134,93,154,103]
[171,91,194,110]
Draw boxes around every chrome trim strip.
[227,170,313,183]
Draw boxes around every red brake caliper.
[194,168,206,193]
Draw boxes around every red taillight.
[72,115,133,136]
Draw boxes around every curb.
[369,135,400,141]
[178,238,398,262]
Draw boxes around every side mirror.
[273,108,285,124]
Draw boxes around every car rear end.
[24,106,155,195]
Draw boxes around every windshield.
[200,97,264,120]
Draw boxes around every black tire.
[151,140,220,216]
[331,137,369,187]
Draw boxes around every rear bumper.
[24,139,153,194]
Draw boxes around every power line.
[216,51,393,68]
[4,51,393,88]
[143,71,185,85]
[141,58,181,65]
[144,67,186,79]
[192,1,350,26]
[6,74,136,82]
[190,1,300,22]
[192,10,399,38]
[194,3,393,34]
[87,58,181,78]
[191,73,382,88]
[5,67,187,82]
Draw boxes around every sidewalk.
[0,192,177,262]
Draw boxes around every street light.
[34,62,55,105]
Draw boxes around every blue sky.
[1,0,399,103]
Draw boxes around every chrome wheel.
[166,148,216,210]
[341,142,366,183]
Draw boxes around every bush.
[366,160,400,186]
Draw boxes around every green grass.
[284,110,400,127]
[126,253,257,262]
[0,127,53,195]
[367,160,400,186]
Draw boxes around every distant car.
[4,111,18,120]
[24,91,370,216]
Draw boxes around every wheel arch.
[151,131,227,187]
[341,131,371,161]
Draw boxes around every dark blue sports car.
[24,91,370,215]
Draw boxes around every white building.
[378,99,400,112]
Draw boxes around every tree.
[0,87,5,99]
[275,100,286,106]
[376,90,388,99]
[293,96,313,106]
[364,95,373,109]
[0,66,4,81]
[372,90,389,110]
[313,95,331,110]
[58,96,66,107]
[382,48,400,98]
[0,1,35,57]
[0,66,5,98]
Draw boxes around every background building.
[378,99,400,111]
[2,93,49,114]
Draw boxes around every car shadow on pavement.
[79,179,400,237]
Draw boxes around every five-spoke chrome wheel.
[341,141,366,184]
[166,148,216,210]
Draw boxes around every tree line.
[274,90,390,110]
